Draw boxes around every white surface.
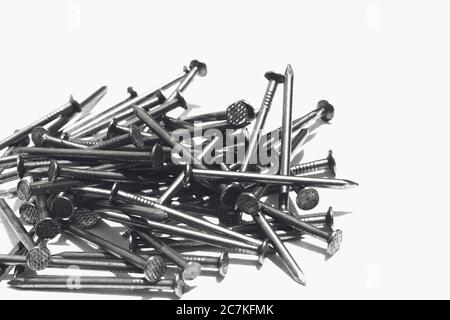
[0,0,449,299]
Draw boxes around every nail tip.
[293,275,307,286]
[285,64,294,74]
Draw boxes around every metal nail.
[64,224,167,283]
[237,193,306,285]
[240,71,285,172]
[291,150,336,177]
[8,275,184,298]
[187,167,358,189]
[279,65,294,211]
[243,195,343,256]
[0,199,51,270]
[133,228,202,281]
[0,96,81,150]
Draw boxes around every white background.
[0,0,449,299]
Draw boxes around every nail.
[49,192,75,220]
[16,178,89,201]
[240,71,285,172]
[16,157,97,179]
[47,160,152,183]
[64,224,167,283]
[122,90,188,129]
[87,124,145,150]
[157,136,221,204]
[243,195,343,256]
[279,65,294,211]
[167,60,207,100]
[187,167,358,189]
[295,188,320,211]
[185,252,229,277]
[67,65,189,138]
[96,209,268,257]
[19,201,40,225]
[0,199,51,270]
[0,254,138,272]
[8,275,184,298]
[57,249,229,278]
[291,150,336,177]
[48,86,108,135]
[183,100,255,126]
[34,194,60,240]
[69,208,101,229]
[87,200,168,221]
[237,193,306,285]
[297,207,334,228]
[63,87,135,135]
[72,90,166,139]
[31,126,88,149]
[0,96,80,150]
[107,183,263,247]
[14,146,165,166]
[261,100,335,151]
[133,106,206,169]
[133,228,202,281]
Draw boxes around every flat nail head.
[129,125,145,148]
[26,246,51,271]
[264,71,285,83]
[236,193,260,216]
[225,100,255,128]
[31,127,49,147]
[327,229,343,256]
[16,155,26,179]
[19,202,40,225]
[189,60,207,77]
[69,209,101,229]
[50,196,75,219]
[17,179,32,201]
[127,86,138,98]
[182,261,202,281]
[144,255,167,283]
[35,218,60,240]
[296,188,320,211]
[220,182,244,208]
[317,100,335,122]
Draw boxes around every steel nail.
[0,199,51,270]
[240,71,285,172]
[133,228,202,281]
[0,96,81,150]
[279,65,294,211]
[64,224,167,283]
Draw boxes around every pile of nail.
[0,60,357,298]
